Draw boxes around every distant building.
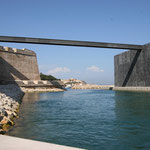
[61,78,87,88]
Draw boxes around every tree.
[40,73,58,81]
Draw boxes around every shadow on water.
[7,92,66,140]
[114,91,150,150]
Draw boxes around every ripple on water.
[8,90,150,150]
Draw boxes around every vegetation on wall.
[40,73,58,81]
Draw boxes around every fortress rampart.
[0,46,40,82]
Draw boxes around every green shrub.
[40,73,58,81]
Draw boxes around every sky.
[0,0,150,84]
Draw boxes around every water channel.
[8,89,150,150]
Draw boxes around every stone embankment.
[72,84,114,90]
[0,84,24,134]
[21,87,65,92]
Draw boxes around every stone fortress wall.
[0,46,65,90]
[114,43,150,87]
[0,46,40,82]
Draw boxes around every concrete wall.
[114,43,150,87]
[0,46,40,82]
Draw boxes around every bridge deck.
[0,36,143,50]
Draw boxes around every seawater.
[8,89,150,150]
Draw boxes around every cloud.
[87,65,104,72]
[47,67,70,74]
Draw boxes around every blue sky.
[0,0,150,84]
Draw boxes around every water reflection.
[39,91,65,101]
[114,91,150,149]
[8,92,66,139]
[22,92,41,102]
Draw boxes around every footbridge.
[0,36,142,50]
[0,36,149,87]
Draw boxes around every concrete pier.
[113,86,150,92]
[0,135,85,150]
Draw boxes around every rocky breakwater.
[72,84,114,90]
[0,84,24,134]
[21,87,65,93]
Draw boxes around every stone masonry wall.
[0,46,40,81]
[114,43,150,87]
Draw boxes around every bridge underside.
[0,36,142,50]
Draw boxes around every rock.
[0,108,7,116]
[0,116,9,125]
[0,84,24,134]
[0,129,6,134]
[0,116,3,122]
